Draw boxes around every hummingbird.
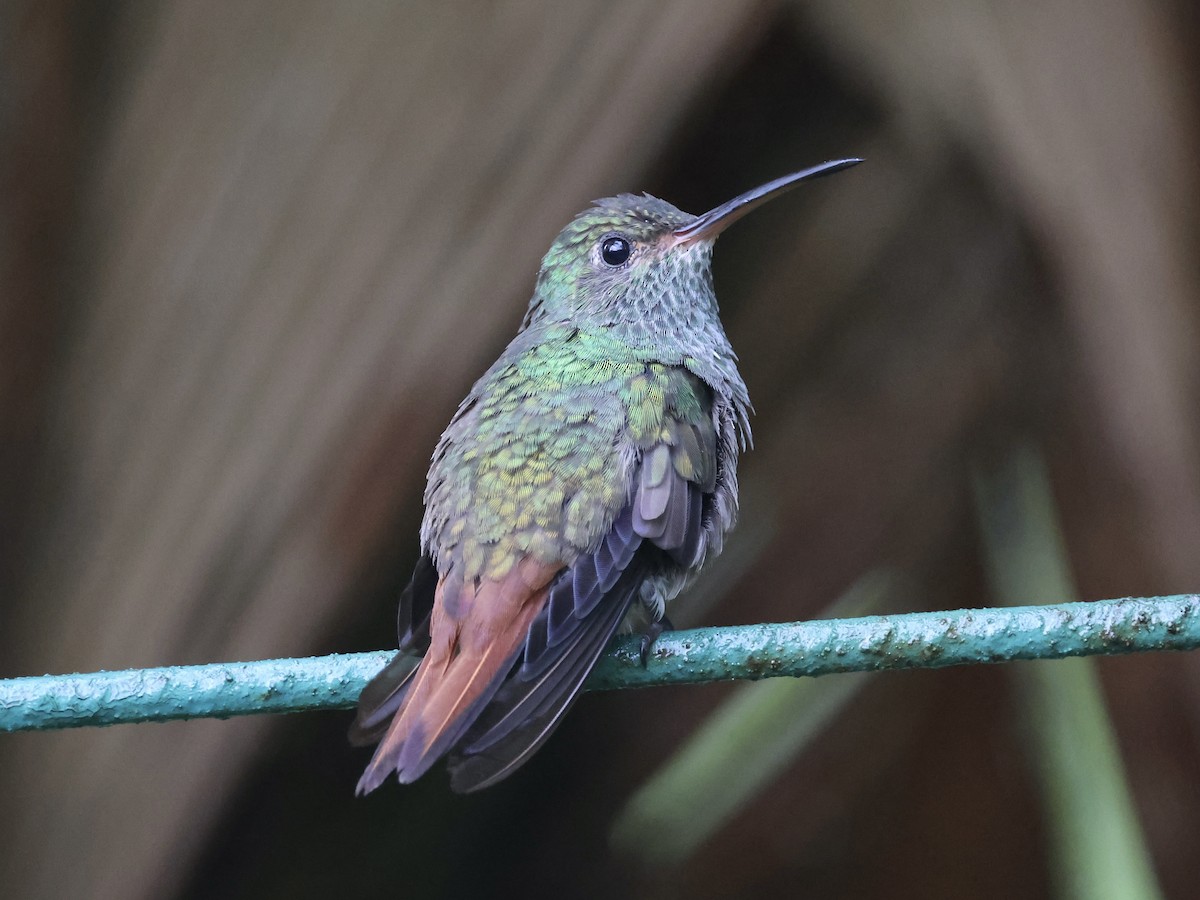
[350,158,862,794]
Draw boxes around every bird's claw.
[639,616,675,667]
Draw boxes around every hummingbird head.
[522,158,862,333]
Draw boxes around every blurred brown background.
[2,1,1199,898]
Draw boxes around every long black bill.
[672,157,862,246]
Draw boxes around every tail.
[348,649,422,747]
[355,562,556,794]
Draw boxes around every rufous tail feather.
[356,562,557,794]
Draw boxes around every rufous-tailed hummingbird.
[351,158,862,793]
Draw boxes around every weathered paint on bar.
[2,594,1197,732]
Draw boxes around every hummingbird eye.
[599,235,632,267]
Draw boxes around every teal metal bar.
[2,594,1197,732]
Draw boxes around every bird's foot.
[639,616,675,667]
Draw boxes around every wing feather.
[447,562,644,792]
[348,555,438,746]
